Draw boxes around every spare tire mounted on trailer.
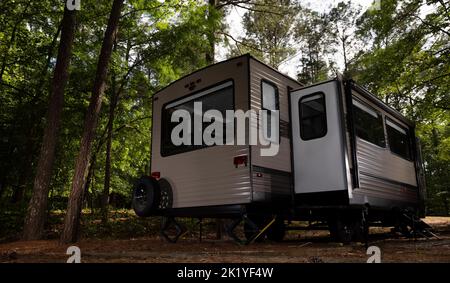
[132,177,160,217]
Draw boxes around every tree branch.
[405,72,450,94]
[218,31,265,53]
[232,3,283,16]
[414,14,450,37]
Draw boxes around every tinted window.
[299,93,327,140]
[261,81,279,140]
[386,119,412,160]
[353,100,385,147]
[262,81,278,110]
[161,81,234,157]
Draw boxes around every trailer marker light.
[233,155,248,168]
[151,172,161,179]
[256,173,263,177]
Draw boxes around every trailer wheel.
[267,217,285,242]
[329,217,354,244]
[352,218,368,242]
[158,178,173,210]
[132,177,160,217]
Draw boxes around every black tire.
[352,218,368,242]
[336,218,354,244]
[158,178,173,210]
[267,217,285,242]
[132,177,160,217]
[329,217,354,244]
[328,220,337,239]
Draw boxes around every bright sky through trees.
[218,0,375,76]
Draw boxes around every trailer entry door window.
[352,99,385,147]
[386,118,412,160]
[299,93,327,140]
[161,81,234,157]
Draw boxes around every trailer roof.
[152,54,301,97]
[349,80,415,128]
[290,78,415,128]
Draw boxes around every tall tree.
[61,0,125,243]
[295,8,333,84]
[327,1,361,74]
[205,0,218,64]
[230,0,298,69]
[22,6,77,240]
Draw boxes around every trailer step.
[400,212,439,240]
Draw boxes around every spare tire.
[158,178,173,210]
[132,177,160,217]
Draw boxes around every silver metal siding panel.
[252,171,291,197]
[249,58,302,174]
[349,89,419,207]
[356,136,417,187]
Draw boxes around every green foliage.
[0,203,27,241]
[294,8,334,84]
[80,210,160,239]
[0,0,219,213]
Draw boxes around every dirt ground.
[1,217,449,263]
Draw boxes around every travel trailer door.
[289,80,349,196]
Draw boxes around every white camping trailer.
[132,54,427,243]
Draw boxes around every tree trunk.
[342,37,348,74]
[101,70,118,224]
[205,0,218,64]
[61,0,124,244]
[84,160,96,214]
[22,8,77,240]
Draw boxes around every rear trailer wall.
[151,56,251,209]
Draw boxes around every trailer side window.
[261,81,279,111]
[299,93,327,140]
[386,118,412,160]
[161,81,234,157]
[352,99,385,147]
[261,80,279,139]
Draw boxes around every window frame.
[260,79,279,111]
[160,79,235,157]
[352,98,386,148]
[260,79,280,143]
[299,92,328,141]
[385,117,413,161]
